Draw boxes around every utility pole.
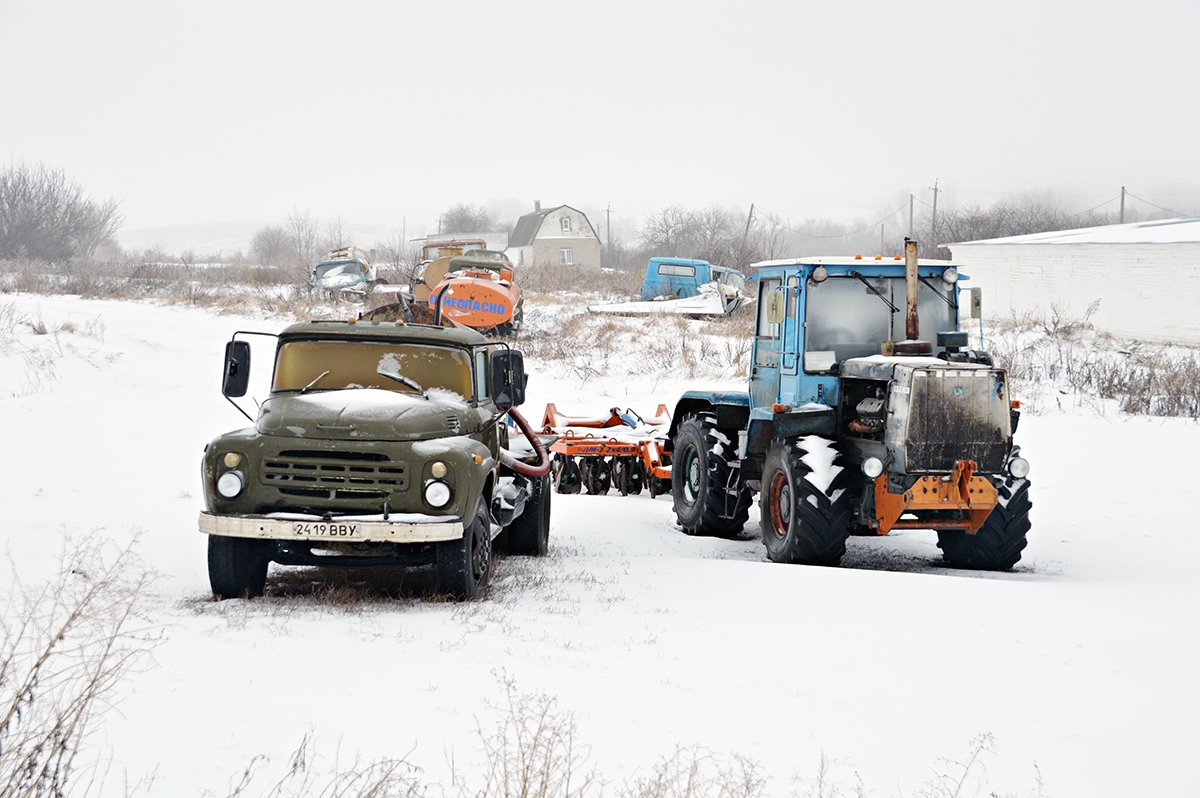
[741,203,756,256]
[1120,186,1126,224]
[929,179,940,244]
[909,194,915,239]
[606,203,611,250]
[880,223,885,255]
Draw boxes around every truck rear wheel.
[208,535,270,599]
[759,438,851,565]
[937,473,1031,570]
[672,412,751,538]
[505,472,551,556]
[437,496,492,598]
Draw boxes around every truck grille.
[262,450,407,499]
[904,369,1010,473]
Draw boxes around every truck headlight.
[424,480,452,508]
[217,470,245,498]
[861,457,884,479]
[1007,457,1030,479]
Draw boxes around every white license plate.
[292,521,360,537]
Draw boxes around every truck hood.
[256,388,481,441]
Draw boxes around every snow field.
[0,292,1197,796]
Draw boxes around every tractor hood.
[256,388,480,442]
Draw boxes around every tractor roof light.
[942,268,959,284]
[811,266,829,283]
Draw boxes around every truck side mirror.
[222,340,251,398]
[490,349,527,410]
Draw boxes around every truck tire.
[208,535,270,599]
[437,495,492,598]
[759,438,851,565]
[505,472,551,556]
[672,412,751,538]
[937,473,1031,570]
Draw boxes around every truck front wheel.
[208,535,271,599]
[671,412,750,538]
[505,472,551,556]
[937,472,1031,570]
[759,438,851,566]
[437,496,492,598]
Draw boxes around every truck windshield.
[314,261,365,280]
[804,276,957,371]
[272,340,474,399]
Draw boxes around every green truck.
[199,318,551,599]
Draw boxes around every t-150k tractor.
[665,240,1030,570]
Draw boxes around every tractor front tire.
[759,438,851,565]
[208,535,271,599]
[671,412,751,538]
[938,473,1031,570]
[437,496,493,599]
[505,472,552,557]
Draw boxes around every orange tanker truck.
[425,249,524,335]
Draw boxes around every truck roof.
[277,320,489,347]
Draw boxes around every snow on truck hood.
[255,388,477,441]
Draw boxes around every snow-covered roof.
[948,217,1200,247]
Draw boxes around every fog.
[3,0,1198,245]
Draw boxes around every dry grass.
[0,534,157,798]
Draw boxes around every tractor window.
[803,276,957,371]
[756,277,782,338]
[272,340,475,399]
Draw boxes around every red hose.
[499,406,552,477]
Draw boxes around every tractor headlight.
[1007,456,1030,479]
[941,268,959,284]
[861,457,884,479]
[216,470,245,498]
[811,266,829,283]
[424,480,452,508]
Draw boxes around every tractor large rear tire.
[208,535,271,599]
[759,438,851,565]
[938,473,1031,570]
[671,412,751,538]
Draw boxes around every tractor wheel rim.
[685,449,700,503]
[768,472,791,538]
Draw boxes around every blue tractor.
[664,241,1031,570]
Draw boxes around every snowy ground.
[1,293,1197,796]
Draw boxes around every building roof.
[948,217,1200,247]
[508,204,599,248]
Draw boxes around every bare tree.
[287,208,318,265]
[250,225,293,266]
[440,203,496,234]
[0,162,123,261]
[321,217,349,253]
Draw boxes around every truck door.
[750,277,784,410]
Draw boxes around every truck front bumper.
[198,511,465,544]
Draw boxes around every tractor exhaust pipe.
[904,237,919,341]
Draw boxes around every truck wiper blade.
[300,370,331,394]
[849,271,899,312]
[376,368,428,398]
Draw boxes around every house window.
[561,217,571,233]
[560,248,573,265]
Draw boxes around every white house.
[506,202,601,270]
[946,218,1200,346]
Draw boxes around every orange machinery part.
[541,403,673,480]
[872,459,998,535]
[433,269,522,329]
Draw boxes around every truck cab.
[640,257,747,303]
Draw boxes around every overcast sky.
[3,0,1198,246]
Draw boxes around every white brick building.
[947,218,1200,345]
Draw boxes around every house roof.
[948,217,1200,247]
[508,205,599,247]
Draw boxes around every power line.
[1124,192,1192,218]
[756,202,910,239]
[1065,195,1121,219]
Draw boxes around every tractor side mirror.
[969,287,983,320]
[222,340,251,398]
[490,349,527,410]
